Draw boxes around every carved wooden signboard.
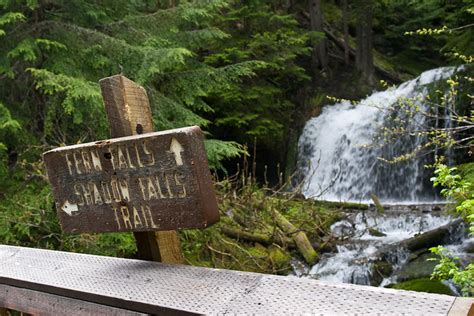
[43,126,219,234]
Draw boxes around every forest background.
[0,0,472,284]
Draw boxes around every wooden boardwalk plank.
[0,245,470,315]
[0,284,147,316]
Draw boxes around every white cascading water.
[297,67,458,203]
[296,67,470,290]
[309,207,454,285]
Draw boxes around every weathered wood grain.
[98,75,191,263]
[448,297,474,316]
[0,284,148,316]
[100,75,154,139]
[43,128,219,234]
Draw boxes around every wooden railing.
[0,245,472,315]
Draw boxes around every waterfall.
[295,67,470,291]
[297,67,459,203]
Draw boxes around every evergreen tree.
[0,0,259,250]
[0,0,259,173]
[202,0,316,170]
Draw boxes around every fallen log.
[370,194,385,214]
[232,210,252,228]
[273,210,318,265]
[402,218,464,251]
[220,227,295,248]
[373,218,465,260]
[317,200,369,210]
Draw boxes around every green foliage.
[204,139,246,171]
[0,0,316,260]
[429,246,473,297]
[0,0,266,256]
[431,160,473,234]
[203,1,315,151]
[0,11,25,38]
[0,0,472,279]
[0,102,20,138]
[429,160,474,297]
[458,162,474,191]
[0,182,58,249]
[0,0,260,155]
[374,1,473,73]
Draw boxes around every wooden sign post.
[43,75,220,263]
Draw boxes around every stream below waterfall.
[305,204,472,295]
[295,67,471,295]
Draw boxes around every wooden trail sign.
[100,75,184,263]
[43,75,218,263]
[43,126,220,234]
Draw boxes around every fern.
[204,139,247,171]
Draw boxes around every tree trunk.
[355,0,374,83]
[309,0,328,72]
[342,0,350,65]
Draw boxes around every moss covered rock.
[269,245,292,274]
[387,278,454,295]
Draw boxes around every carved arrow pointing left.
[61,200,79,216]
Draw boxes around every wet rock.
[370,260,393,286]
[331,220,355,237]
[351,267,370,285]
[464,239,474,253]
[407,248,429,262]
[321,242,337,254]
[290,258,310,277]
[370,219,463,264]
[368,227,387,237]
[396,252,437,282]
